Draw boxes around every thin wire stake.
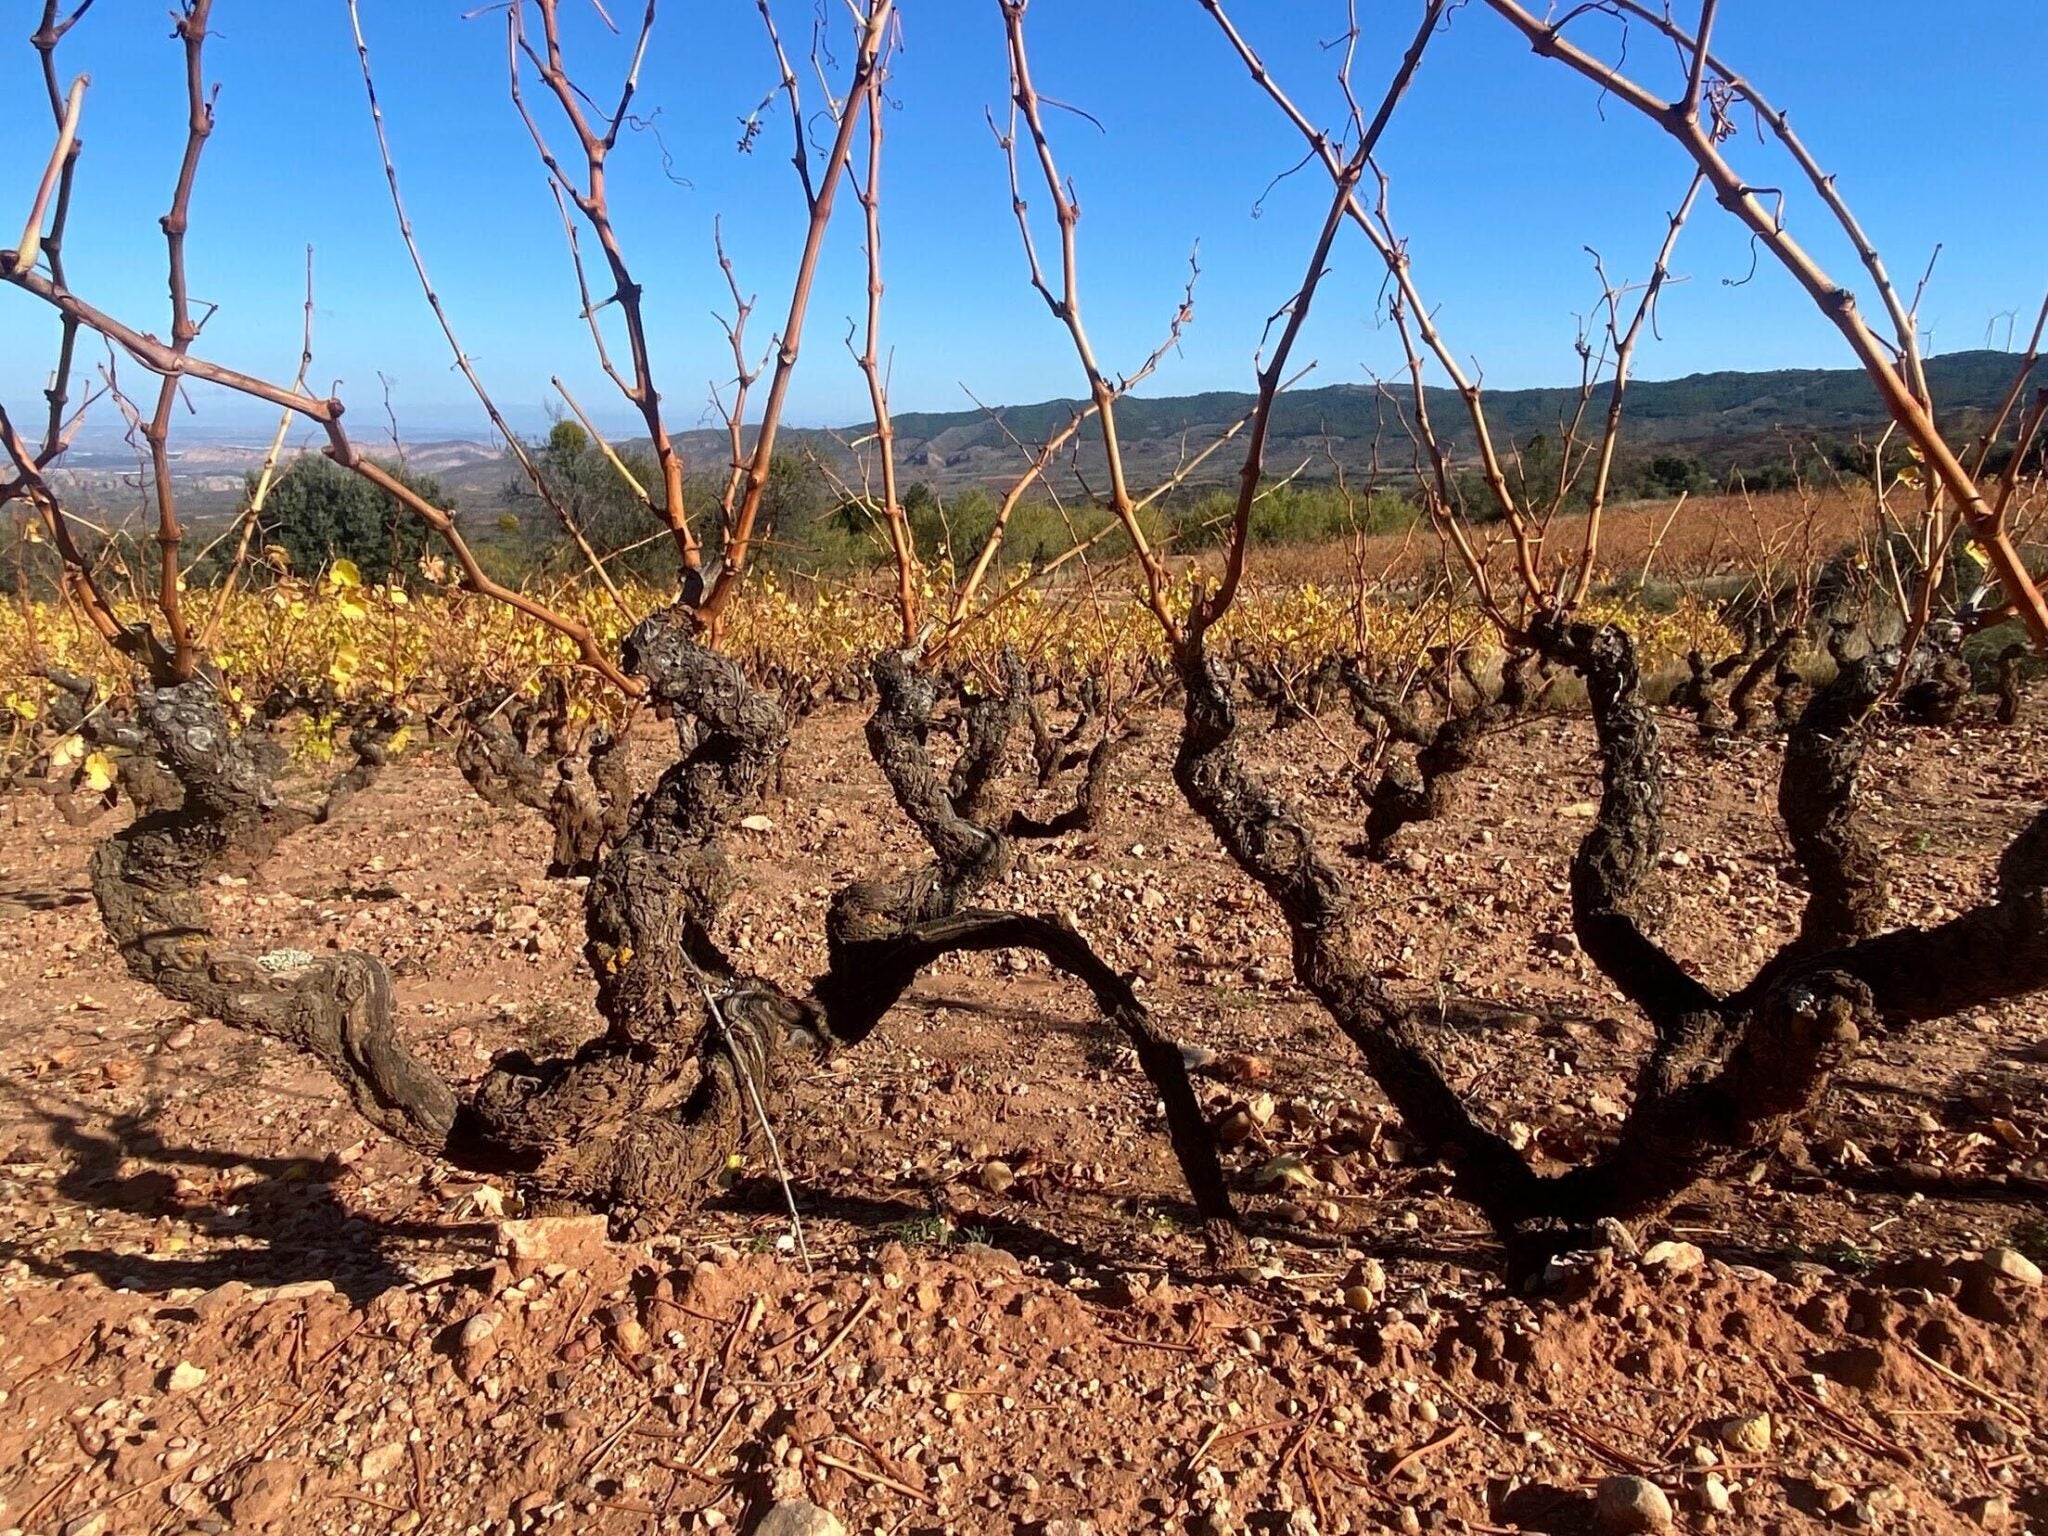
[686,958,811,1273]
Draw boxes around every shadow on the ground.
[0,881,92,914]
[0,1081,490,1301]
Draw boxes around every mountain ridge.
[50,349,2033,521]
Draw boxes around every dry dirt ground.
[0,694,2044,1536]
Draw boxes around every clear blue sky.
[5,1,2044,443]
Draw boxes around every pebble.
[499,1214,610,1279]
[1697,1475,1734,1516]
[608,1310,650,1356]
[1717,1411,1771,1455]
[1639,1241,1705,1274]
[751,1499,846,1536]
[1981,1247,2042,1286]
[164,1361,207,1394]
[1594,1475,1674,1534]
[1962,1494,2013,1530]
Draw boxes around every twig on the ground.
[1901,1343,2034,1431]
[1385,1423,1470,1483]
[812,1450,938,1505]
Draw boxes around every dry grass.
[1233,487,1872,595]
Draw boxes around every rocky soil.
[0,695,2043,1535]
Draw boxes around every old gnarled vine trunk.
[90,610,1241,1253]
[1166,617,2048,1269]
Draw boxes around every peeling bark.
[1173,645,1539,1238]
[1005,728,1132,840]
[455,688,635,878]
[90,681,456,1152]
[85,611,1236,1247]
[1899,651,1972,727]
[1671,649,1735,737]
[1779,650,1891,950]
[948,650,1031,826]
[316,705,408,825]
[1730,628,1800,734]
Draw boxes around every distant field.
[1232,488,1874,595]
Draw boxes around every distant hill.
[61,349,2033,528]
[853,349,2029,498]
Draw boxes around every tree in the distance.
[259,454,444,584]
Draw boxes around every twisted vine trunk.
[91,683,458,1151]
[1345,650,1547,859]
[87,613,1239,1251]
[819,650,1241,1258]
[1166,619,2048,1271]
[454,687,636,878]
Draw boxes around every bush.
[194,454,445,587]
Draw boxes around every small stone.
[1815,1481,1854,1516]
[164,1361,207,1394]
[739,814,775,833]
[751,1499,846,1536]
[263,1279,335,1303]
[229,1458,304,1530]
[1961,1494,2013,1530]
[101,1057,140,1087]
[1215,1109,1257,1147]
[1595,1218,1640,1258]
[1639,1240,1705,1274]
[360,1442,408,1483]
[1980,1247,2042,1287]
[976,1160,1015,1196]
[1697,1476,1733,1516]
[1252,1154,1315,1191]
[1717,1412,1771,1455]
[1965,1416,2012,1449]
[1594,1475,1674,1534]
[61,1513,109,1536]
[608,1311,650,1356]
[457,1311,500,1378]
[499,1214,610,1279]
[1345,1257,1388,1297]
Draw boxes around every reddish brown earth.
[0,697,2043,1535]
